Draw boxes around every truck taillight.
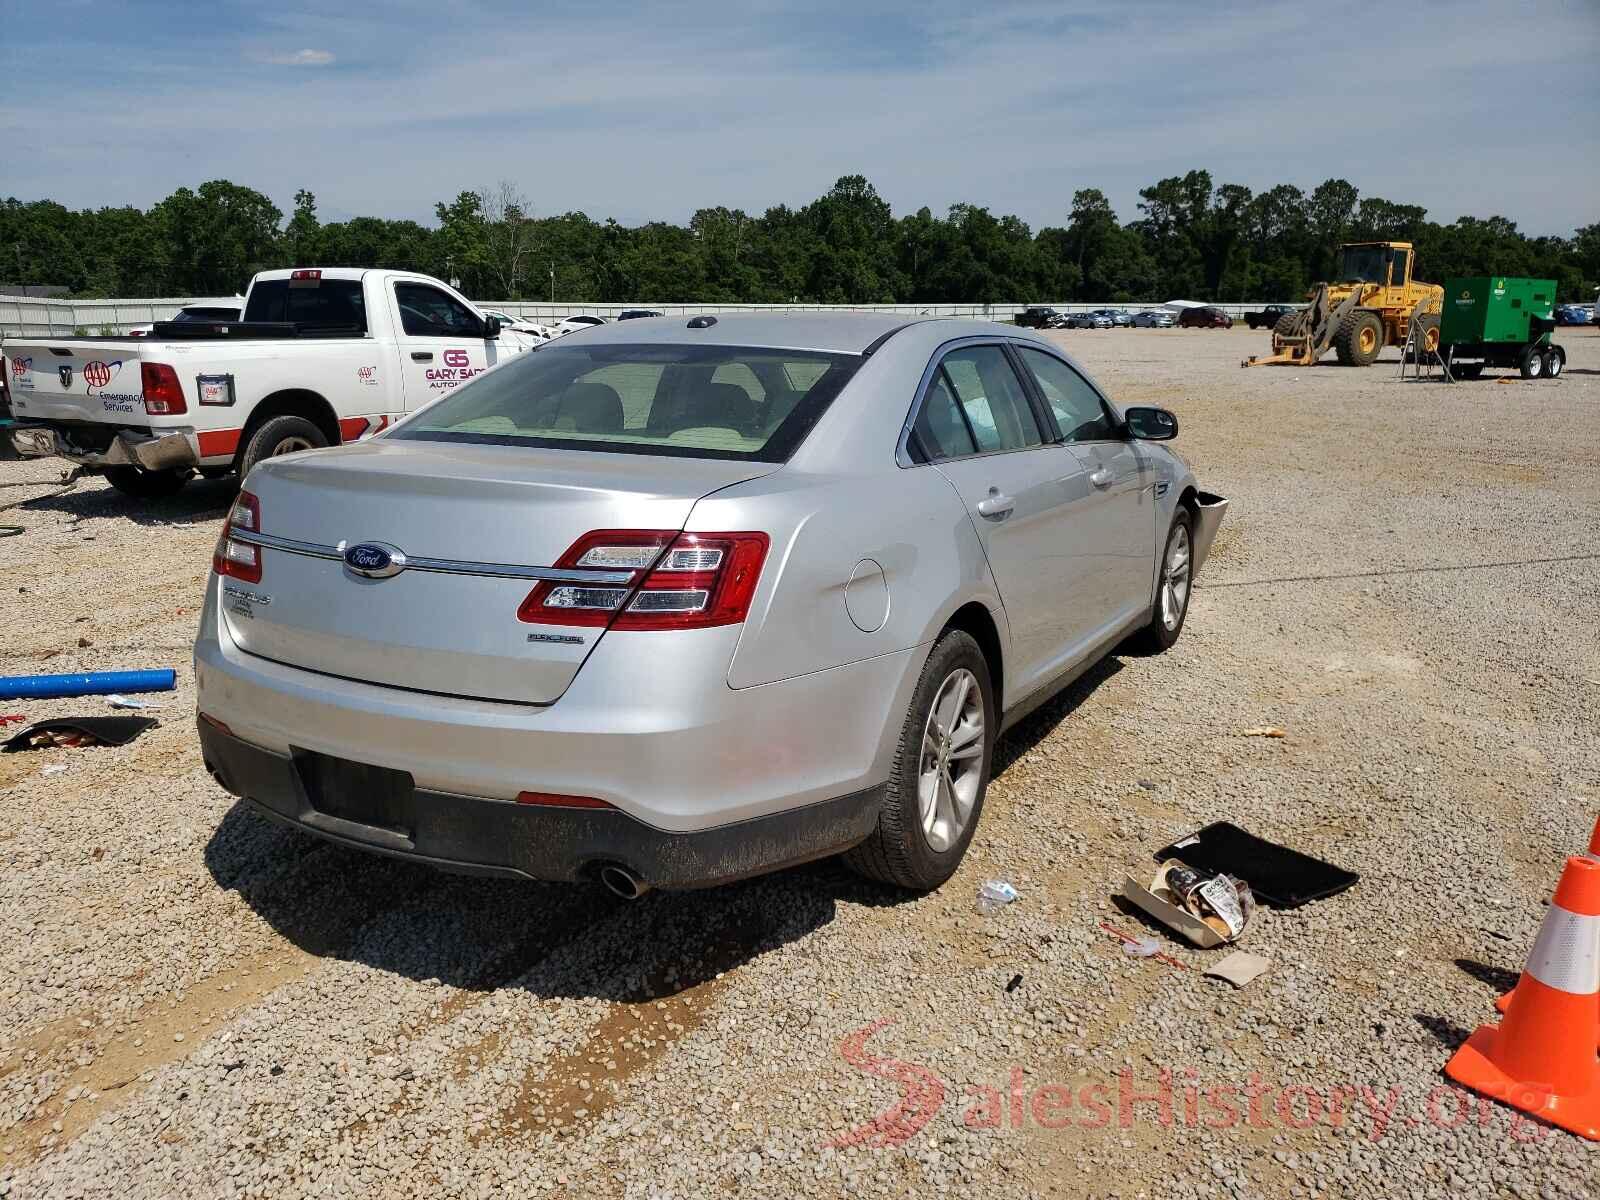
[290,269,322,283]
[213,491,262,583]
[141,362,187,415]
[518,530,769,631]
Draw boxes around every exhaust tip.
[597,863,650,901]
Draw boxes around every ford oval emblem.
[343,541,406,579]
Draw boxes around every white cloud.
[264,48,334,66]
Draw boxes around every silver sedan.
[194,314,1226,896]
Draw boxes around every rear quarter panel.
[696,467,1004,691]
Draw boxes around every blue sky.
[4,0,1596,235]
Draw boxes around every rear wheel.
[238,415,328,480]
[1519,345,1544,379]
[1544,347,1564,378]
[103,466,191,498]
[1334,310,1384,366]
[844,628,993,891]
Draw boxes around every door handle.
[410,352,433,362]
[976,491,1015,519]
[1090,468,1114,489]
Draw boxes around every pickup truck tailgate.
[8,340,148,424]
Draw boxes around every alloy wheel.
[917,668,984,853]
[1161,523,1192,632]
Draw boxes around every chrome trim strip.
[232,529,341,560]
[228,529,636,584]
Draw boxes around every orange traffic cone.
[1495,815,1600,1052]
[1446,854,1600,1140]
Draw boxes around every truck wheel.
[844,628,993,892]
[1519,346,1544,379]
[1544,347,1564,378]
[1334,310,1384,366]
[238,416,327,479]
[104,466,191,498]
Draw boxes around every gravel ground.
[1,326,1597,1199]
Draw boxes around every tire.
[844,628,995,891]
[1272,312,1301,339]
[1130,508,1195,654]
[238,415,328,480]
[1334,310,1384,366]
[1412,312,1441,358]
[103,465,191,498]
[1544,347,1564,378]
[1519,345,1544,379]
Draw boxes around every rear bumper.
[198,719,881,887]
[193,574,923,882]
[10,423,198,471]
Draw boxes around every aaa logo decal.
[82,359,123,392]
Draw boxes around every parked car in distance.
[195,313,1227,897]
[1178,306,1234,329]
[482,310,553,339]
[1063,312,1112,329]
[129,305,242,337]
[1091,309,1133,327]
[551,314,608,337]
[618,309,665,320]
[1013,306,1066,329]
[1244,303,1300,330]
[1130,310,1174,328]
[1554,304,1593,326]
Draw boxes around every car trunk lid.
[223,440,775,704]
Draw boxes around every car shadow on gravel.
[992,654,1123,776]
[204,800,915,1006]
[12,472,237,528]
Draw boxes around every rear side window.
[243,279,366,331]
[911,345,1044,461]
[393,343,861,462]
[1016,348,1114,442]
[395,283,482,337]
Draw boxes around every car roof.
[564,310,935,355]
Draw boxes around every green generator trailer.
[1439,276,1565,380]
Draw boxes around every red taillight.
[290,269,322,281]
[213,490,262,583]
[518,529,769,631]
[141,362,187,415]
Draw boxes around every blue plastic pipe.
[0,669,177,700]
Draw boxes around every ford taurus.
[195,314,1227,896]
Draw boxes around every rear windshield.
[390,343,862,462]
[243,279,367,331]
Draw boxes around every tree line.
[4,172,1596,304]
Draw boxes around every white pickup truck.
[6,268,541,496]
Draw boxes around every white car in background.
[1131,310,1175,328]
[482,310,555,340]
[550,314,608,337]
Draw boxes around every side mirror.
[1124,406,1178,441]
[481,315,502,339]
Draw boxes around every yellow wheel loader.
[1243,241,1444,367]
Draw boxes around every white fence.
[0,295,1268,339]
